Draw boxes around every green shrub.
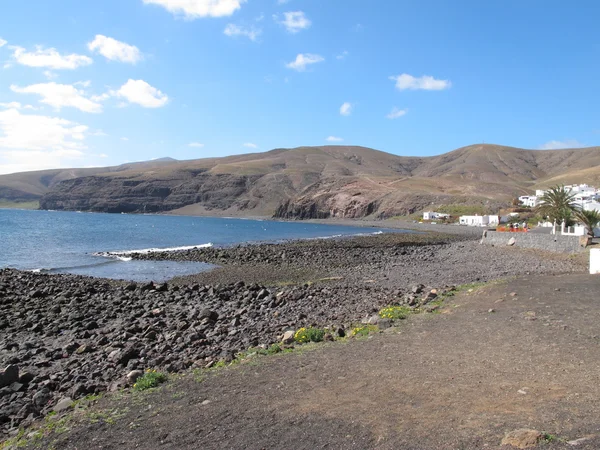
[294,327,325,343]
[351,325,378,337]
[379,305,413,320]
[133,370,168,391]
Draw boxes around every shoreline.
[0,231,587,434]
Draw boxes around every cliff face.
[40,173,263,213]
[12,144,600,218]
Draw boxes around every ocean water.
[0,209,407,282]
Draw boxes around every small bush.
[133,369,168,391]
[351,325,378,337]
[294,327,325,343]
[379,305,413,320]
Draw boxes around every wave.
[306,230,384,240]
[28,259,121,274]
[95,243,213,258]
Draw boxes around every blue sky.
[0,0,599,174]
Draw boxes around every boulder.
[32,388,51,407]
[0,364,19,388]
[501,429,542,449]
[127,370,144,385]
[53,397,74,413]
[282,330,295,344]
[199,309,219,322]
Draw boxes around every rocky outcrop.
[40,173,263,213]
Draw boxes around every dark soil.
[28,273,600,449]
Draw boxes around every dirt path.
[26,273,600,449]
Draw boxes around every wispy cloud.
[340,102,352,116]
[243,142,258,148]
[142,0,245,19]
[326,136,343,142]
[0,38,7,48]
[224,24,262,41]
[390,74,451,91]
[11,46,93,70]
[336,50,349,60]
[88,35,142,64]
[0,108,89,174]
[286,53,324,71]
[0,102,37,111]
[11,82,103,113]
[189,142,204,148]
[386,107,407,119]
[275,11,311,33]
[538,139,584,150]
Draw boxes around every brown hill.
[1,144,599,218]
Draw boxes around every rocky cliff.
[4,144,600,218]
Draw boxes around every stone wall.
[481,231,585,253]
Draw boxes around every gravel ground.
[0,231,587,439]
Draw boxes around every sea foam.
[95,243,213,258]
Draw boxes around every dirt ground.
[22,272,600,450]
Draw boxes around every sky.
[0,0,599,174]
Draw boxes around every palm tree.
[535,185,577,226]
[575,209,600,237]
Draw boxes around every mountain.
[1,145,599,219]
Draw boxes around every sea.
[0,209,406,282]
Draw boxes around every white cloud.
[142,0,245,19]
[326,136,343,142]
[538,139,584,150]
[340,102,352,116]
[0,102,36,111]
[285,53,324,71]
[336,50,349,60]
[224,24,262,41]
[277,0,291,4]
[121,137,129,141]
[90,130,108,137]
[43,70,58,80]
[189,142,204,147]
[114,79,169,108]
[0,38,7,48]
[276,11,311,33]
[390,74,451,91]
[386,107,407,119]
[0,108,88,174]
[12,46,93,70]
[88,35,142,64]
[99,153,108,158]
[11,82,103,113]
[243,142,258,148]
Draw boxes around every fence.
[481,230,586,253]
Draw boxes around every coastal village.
[422,183,600,237]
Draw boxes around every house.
[422,211,450,220]
[584,201,600,213]
[459,215,498,227]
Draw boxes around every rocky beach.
[0,230,587,435]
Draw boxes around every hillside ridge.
[1,144,599,218]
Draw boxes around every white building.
[584,201,600,212]
[459,215,499,227]
[423,211,450,220]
